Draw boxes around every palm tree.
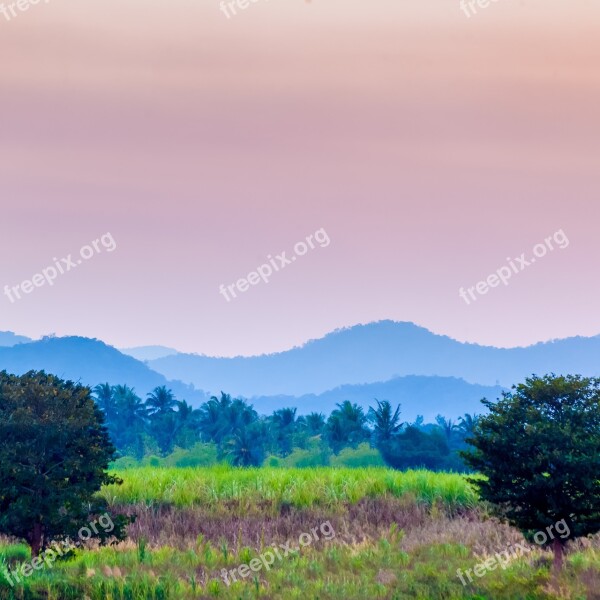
[435,415,458,443]
[326,401,369,453]
[336,401,368,428]
[111,385,147,450]
[226,422,267,467]
[227,398,258,430]
[368,399,403,447]
[197,393,258,452]
[92,383,117,422]
[272,407,297,430]
[145,386,177,417]
[299,412,326,436]
[177,400,200,428]
[458,413,480,436]
[197,396,225,444]
[113,385,147,428]
[271,408,297,456]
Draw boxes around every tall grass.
[100,466,478,509]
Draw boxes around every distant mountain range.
[120,345,179,362]
[0,321,598,419]
[0,331,32,346]
[0,336,208,404]
[145,321,600,397]
[250,376,504,422]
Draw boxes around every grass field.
[99,467,479,510]
[1,467,600,599]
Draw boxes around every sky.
[1,0,599,356]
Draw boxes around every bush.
[330,443,384,468]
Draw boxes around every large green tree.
[462,374,600,570]
[0,371,128,556]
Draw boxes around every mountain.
[0,331,32,347]
[1,323,598,419]
[0,335,498,419]
[120,345,179,361]
[0,336,208,403]
[249,376,505,422]
[147,321,600,397]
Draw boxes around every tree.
[145,387,179,455]
[270,408,297,456]
[326,401,369,454]
[368,400,403,447]
[93,383,117,422]
[462,375,600,571]
[226,422,267,467]
[380,426,449,470]
[458,413,480,436]
[197,394,227,445]
[111,385,147,451]
[0,371,129,556]
[145,386,177,417]
[197,393,260,460]
[174,400,201,447]
[435,415,458,443]
[299,412,326,436]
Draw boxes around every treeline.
[92,385,479,471]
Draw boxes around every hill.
[120,345,179,361]
[0,331,32,346]
[0,336,207,403]
[249,375,504,421]
[147,321,600,397]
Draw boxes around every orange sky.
[1,0,599,355]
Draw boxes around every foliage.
[0,371,129,555]
[368,399,403,445]
[462,374,600,569]
[329,443,385,468]
[92,384,478,471]
[380,426,451,471]
[326,401,370,453]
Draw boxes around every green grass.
[99,466,478,509]
[2,533,599,599]
[3,467,599,599]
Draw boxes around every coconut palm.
[299,412,326,436]
[226,422,267,467]
[111,385,147,450]
[458,413,480,436]
[92,383,117,422]
[271,408,297,456]
[435,415,458,443]
[145,386,177,417]
[326,401,369,453]
[368,399,403,447]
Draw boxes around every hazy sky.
[1,0,599,356]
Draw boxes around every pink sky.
[1,0,599,356]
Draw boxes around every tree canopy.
[0,371,128,556]
[462,374,600,569]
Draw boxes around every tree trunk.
[552,538,565,572]
[29,523,44,557]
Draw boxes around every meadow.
[1,467,600,599]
